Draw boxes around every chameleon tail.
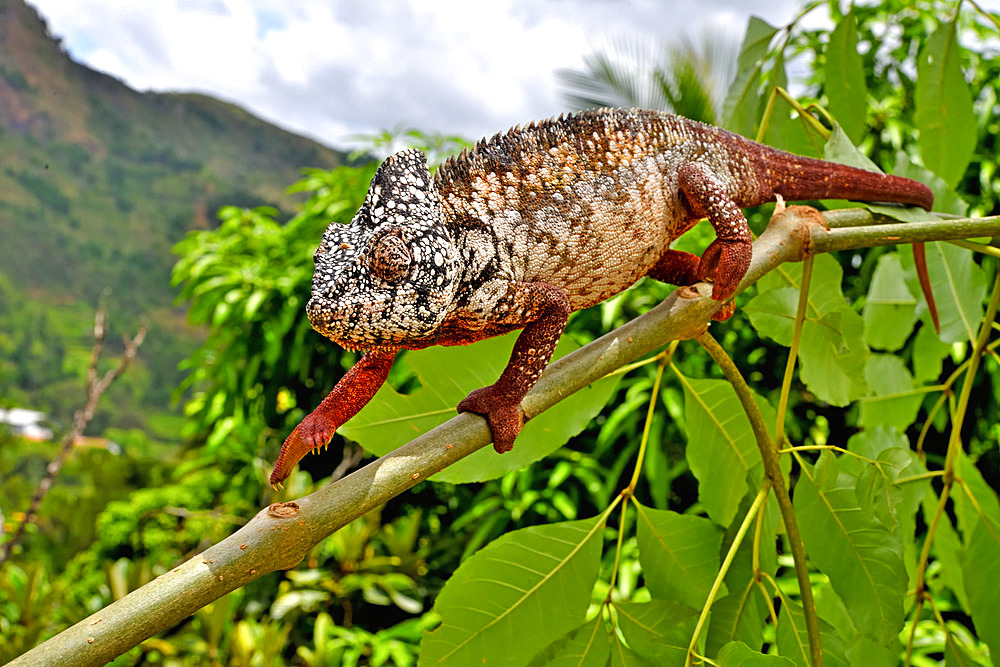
[753,148,940,332]
[752,149,934,211]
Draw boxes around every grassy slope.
[0,0,348,437]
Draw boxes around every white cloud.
[25,0,842,148]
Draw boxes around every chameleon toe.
[458,387,524,452]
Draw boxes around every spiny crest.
[361,148,436,228]
[434,108,667,188]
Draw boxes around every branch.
[697,331,823,666]
[818,209,1000,249]
[11,206,997,665]
[0,306,147,569]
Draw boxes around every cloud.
[27,0,795,148]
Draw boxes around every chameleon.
[269,108,933,486]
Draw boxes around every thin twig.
[697,331,823,666]
[0,306,147,568]
[685,482,770,667]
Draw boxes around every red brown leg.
[457,282,570,453]
[647,248,735,321]
[647,248,701,286]
[270,348,396,486]
[678,162,753,301]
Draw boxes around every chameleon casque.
[269,108,933,486]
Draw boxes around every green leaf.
[793,452,907,644]
[911,320,950,384]
[678,375,770,526]
[774,597,849,667]
[844,636,899,667]
[858,354,923,431]
[915,22,977,188]
[760,102,823,158]
[943,636,985,667]
[608,639,657,667]
[961,515,1000,660]
[799,307,869,406]
[922,492,969,610]
[722,17,779,135]
[948,453,1000,613]
[750,255,869,405]
[843,428,928,585]
[813,580,854,642]
[244,289,268,319]
[823,124,880,171]
[754,252,835,305]
[862,253,918,351]
[634,502,724,609]
[530,616,610,667]
[717,641,795,666]
[419,515,604,667]
[614,599,699,665]
[339,331,620,483]
[854,446,927,546]
[953,452,1000,538]
[745,286,799,346]
[825,9,867,143]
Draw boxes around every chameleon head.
[307,149,462,349]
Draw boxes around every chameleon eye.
[371,234,412,284]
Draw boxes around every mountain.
[0,0,349,433]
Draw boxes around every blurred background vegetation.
[2,0,998,664]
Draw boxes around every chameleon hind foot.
[457,386,524,453]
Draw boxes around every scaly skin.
[269,108,933,486]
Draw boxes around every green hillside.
[0,0,349,434]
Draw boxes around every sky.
[16,0,940,152]
[26,0,812,149]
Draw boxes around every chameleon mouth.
[306,296,417,351]
[305,299,359,343]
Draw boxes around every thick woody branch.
[11,206,996,666]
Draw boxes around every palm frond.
[556,31,738,123]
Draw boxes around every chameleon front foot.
[268,349,396,486]
[269,411,338,486]
[457,386,524,453]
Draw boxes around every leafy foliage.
[420,516,605,666]
[4,0,1000,665]
[409,2,999,664]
